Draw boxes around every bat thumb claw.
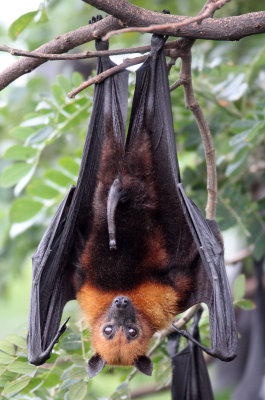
[109,239,117,250]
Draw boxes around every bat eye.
[128,328,138,338]
[103,326,113,336]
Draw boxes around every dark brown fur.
[77,129,197,366]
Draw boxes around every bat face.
[91,296,153,365]
[77,278,189,376]
[84,295,154,377]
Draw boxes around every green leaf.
[234,299,255,310]
[0,341,15,356]
[71,355,86,367]
[253,231,265,261]
[10,127,35,141]
[25,126,53,145]
[59,157,80,177]
[41,372,61,388]
[225,156,247,177]
[8,11,38,39]
[7,361,36,376]
[0,371,17,387]
[3,376,31,396]
[10,197,43,223]
[69,367,88,380]
[52,84,65,106]
[68,382,87,400]
[230,120,254,134]
[0,163,32,188]
[57,75,72,93]
[5,335,27,349]
[27,179,60,199]
[35,5,48,24]
[21,114,49,127]
[60,107,88,132]
[233,274,245,301]
[72,72,83,87]
[0,352,15,365]
[45,170,74,188]
[3,145,38,161]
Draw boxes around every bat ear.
[134,355,153,376]
[87,353,106,378]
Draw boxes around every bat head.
[87,295,154,377]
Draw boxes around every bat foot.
[89,15,103,25]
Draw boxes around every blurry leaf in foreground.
[2,376,31,397]
[10,197,43,223]
[0,163,33,188]
[234,299,256,310]
[68,381,88,400]
[8,11,38,40]
[233,274,246,301]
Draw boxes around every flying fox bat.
[27,30,238,378]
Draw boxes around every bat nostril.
[121,296,129,308]
[114,297,121,307]
[123,298,128,306]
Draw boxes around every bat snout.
[113,296,130,309]
[108,296,136,323]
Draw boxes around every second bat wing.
[126,34,237,361]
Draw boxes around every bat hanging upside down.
[27,30,238,378]
[76,126,197,376]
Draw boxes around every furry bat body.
[27,32,238,377]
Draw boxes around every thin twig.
[0,41,185,61]
[68,55,147,98]
[0,44,151,60]
[180,51,217,219]
[103,0,231,41]
[170,78,185,91]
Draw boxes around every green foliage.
[0,72,91,234]
[233,274,255,310]
[8,11,39,40]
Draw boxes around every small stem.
[68,55,147,98]
[180,51,217,219]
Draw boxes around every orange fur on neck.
[77,281,179,330]
[77,278,192,366]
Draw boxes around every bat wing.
[167,308,214,400]
[28,39,128,365]
[126,34,237,361]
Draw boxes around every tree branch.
[1,3,265,91]
[103,0,231,40]
[83,0,265,40]
[0,16,120,91]
[0,43,152,61]
[176,50,217,219]
[68,55,147,98]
